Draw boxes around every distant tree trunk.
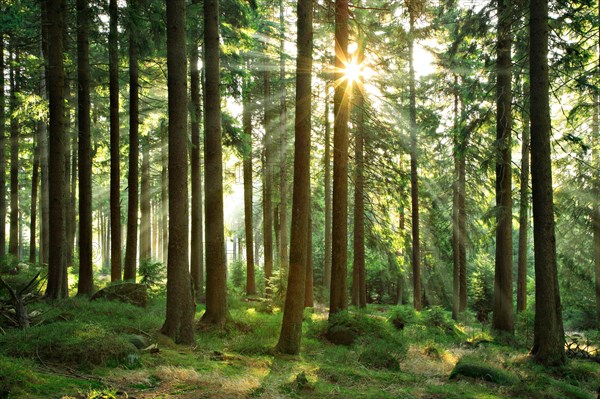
[408,10,421,311]
[458,150,467,312]
[330,0,349,316]
[190,10,205,299]
[109,0,122,282]
[493,0,514,333]
[140,139,151,262]
[352,59,366,309]
[517,80,530,313]
[263,68,274,298]
[201,0,228,326]
[593,0,600,330]
[9,49,19,259]
[278,0,289,284]
[30,133,41,263]
[0,35,6,258]
[305,210,314,308]
[529,0,566,365]
[45,0,68,299]
[243,86,256,296]
[276,0,312,353]
[40,3,50,266]
[161,123,168,264]
[124,0,139,281]
[161,0,195,344]
[323,90,332,292]
[69,120,77,273]
[77,0,93,296]
[452,81,460,321]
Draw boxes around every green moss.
[449,360,518,385]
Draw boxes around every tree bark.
[45,0,68,299]
[77,0,93,296]
[161,0,195,344]
[40,1,50,266]
[330,0,350,316]
[323,89,332,292]
[9,49,19,259]
[452,80,460,320]
[243,86,256,296]
[276,0,312,353]
[190,6,205,300]
[109,0,122,282]
[201,0,228,326]
[161,123,168,264]
[278,0,289,285]
[305,210,314,308]
[30,130,41,263]
[529,0,566,365]
[493,0,514,333]
[124,0,139,281]
[408,11,421,311]
[517,80,530,313]
[263,68,274,298]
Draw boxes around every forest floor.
[1,292,599,399]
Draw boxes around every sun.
[344,59,362,84]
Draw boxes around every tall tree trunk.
[9,49,19,259]
[593,0,600,330]
[45,0,68,299]
[408,11,421,311]
[77,0,93,296]
[161,0,195,344]
[263,69,274,298]
[40,3,50,266]
[458,146,467,312]
[201,0,228,326]
[69,117,77,273]
[30,132,41,263]
[452,80,460,321]
[493,0,514,333]
[190,9,205,299]
[0,35,6,258]
[161,123,168,264]
[124,0,139,281]
[243,86,256,296]
[276,0,312,353]
[140,139,151,262]
[278,0,289,284]
[330,0,349,316]
[517,80,530,313]
[529,0,566,365]
[323,90,332,292]
[352,59,366,309]
[109,0,122,282]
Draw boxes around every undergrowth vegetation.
[0,297,598,399]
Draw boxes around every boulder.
[90,283,147,308]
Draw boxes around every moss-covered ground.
[0,296,598,399]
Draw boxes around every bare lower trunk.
[243,87,256,296]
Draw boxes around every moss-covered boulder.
[90,283,147,308]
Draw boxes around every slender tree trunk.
[277,0,312,353]
[263,69,274,298]
[330,0,350,316]
[201,0,228,326]
[190,11,205,299]
[69,119,77,272]
[30,132,41,263]
[140,139,151,262]
[529,0,566,365]
[109,0,122,282]
[305,210,314,308]
[493,0,514,333]
[77,0,93,295]
[278,0,289,284]
[593,0,600,329]
[458,148,467,312]
[9,49,19,259]
[161,124,168,264]
[408,12,421,311]
[0,35,6,258]
[161,0,195,344]
[323,90,332,292]
[243,87,256,296]
[352,63,366,309]
[124,0,139,281]
[517,81,530,313]
[45,0,68,299]
[452,80,460,320]
[40,3,50,266]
